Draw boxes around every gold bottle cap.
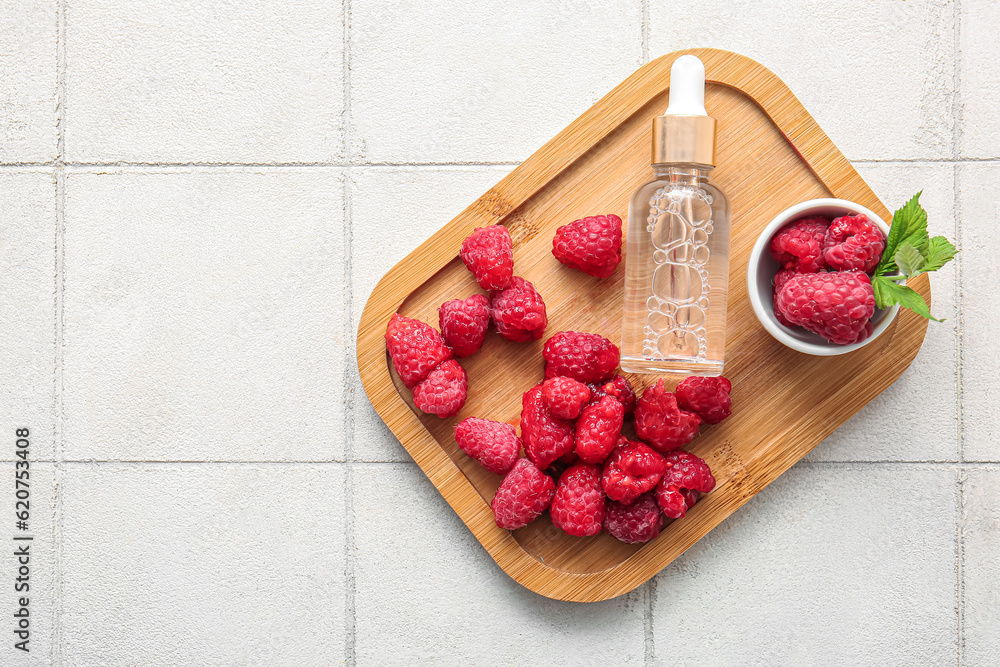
[652,114,717,166]
[652,55,717,167]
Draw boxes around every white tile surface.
[65,0,345,163]
[63,170,347,461]
[350,0,643,163]
[963,468,1000,665]
[960,0,1000,157]
[352,463,646,666]
[649,0,956,161]
[350,166,512,461]
[0,461,56,666]
[3,0,996,661]
[60,464,346,666]
[807,163,959,462]
[0,172,55,461]
[0,1,57,162]
[651,464,958,665]
[957,164,1000,462]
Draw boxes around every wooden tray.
[356,48,929,602]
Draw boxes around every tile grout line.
[643,577,656,665]
[641,0,650,64]
[955,165,965,667]
[953,2,964,659]
[9,458,997,467]
[342,0,357,665]
[6,157,1000,169]
[53,0,67,662]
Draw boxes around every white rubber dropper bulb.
[664,55,708,116]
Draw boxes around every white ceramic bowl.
[746,198,898,355]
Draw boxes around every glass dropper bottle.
[620,55,732,376]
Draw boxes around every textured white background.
[0,0,995,665]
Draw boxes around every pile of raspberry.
[769,213,885,345]
[386,217,732,545]
[384,213,624,419]
[467,335,730,543]
[385,225,548,417]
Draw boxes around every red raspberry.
[550,463,606,537]
[520,384,575,470]
[551,214,623,279]
[438,294,490,358]
[454,417,520,475]
[680,488,700,510]
[587,375,636,415]
[775,271,875,345]
[541,377,591,420]
[490,276,547,342]
[460,225,513,291]
[823,213,886,273]
[384,313,453,389]
[604,493,662,544]
[676,376,732,424]
[656,450,715,518]
[574,396,625,464]
[634,379,701,452]
[772,269,797,328]
[857,320,874,343]
[602,439,667,505]
[769,216,830,273]
[661,450,716,493]
[491,458,556,530]
[542,331,620,384]
[656,483,690,518]
[411,360,467,418]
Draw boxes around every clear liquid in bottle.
[620,164,731,375]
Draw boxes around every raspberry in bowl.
[746,198,898,355]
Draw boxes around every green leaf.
[872,277,942,322]
[894,242,926,277]
[876,192,929,277]
[922,235,957,273]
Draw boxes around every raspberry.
[634,379,701,452]
[454,417,520,475]
[550,463,606,537]
[602,439,667,505]
[551,214,623,279]
[520,384,575,470]
[823,213,886,273]
[384,313,453,389]
[460,225,513,291]
[574,396,625,464]
[676,376,732,424]
[655,450,715,518]
[490,277,548,342]
[661,450,716,493]
[541,377,591,420]
[438,294,490,358]
[542,331,620,384]
[604,493,662,544]
[656,484,690,518]
[680,488,700,510]
[769,216,830,273]
[411,360,467,418]
[775,271,875,345]
[491,458,556,530]
[772,269,797,328]
[588,375,636,415]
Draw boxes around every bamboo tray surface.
[356,49,929,602]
